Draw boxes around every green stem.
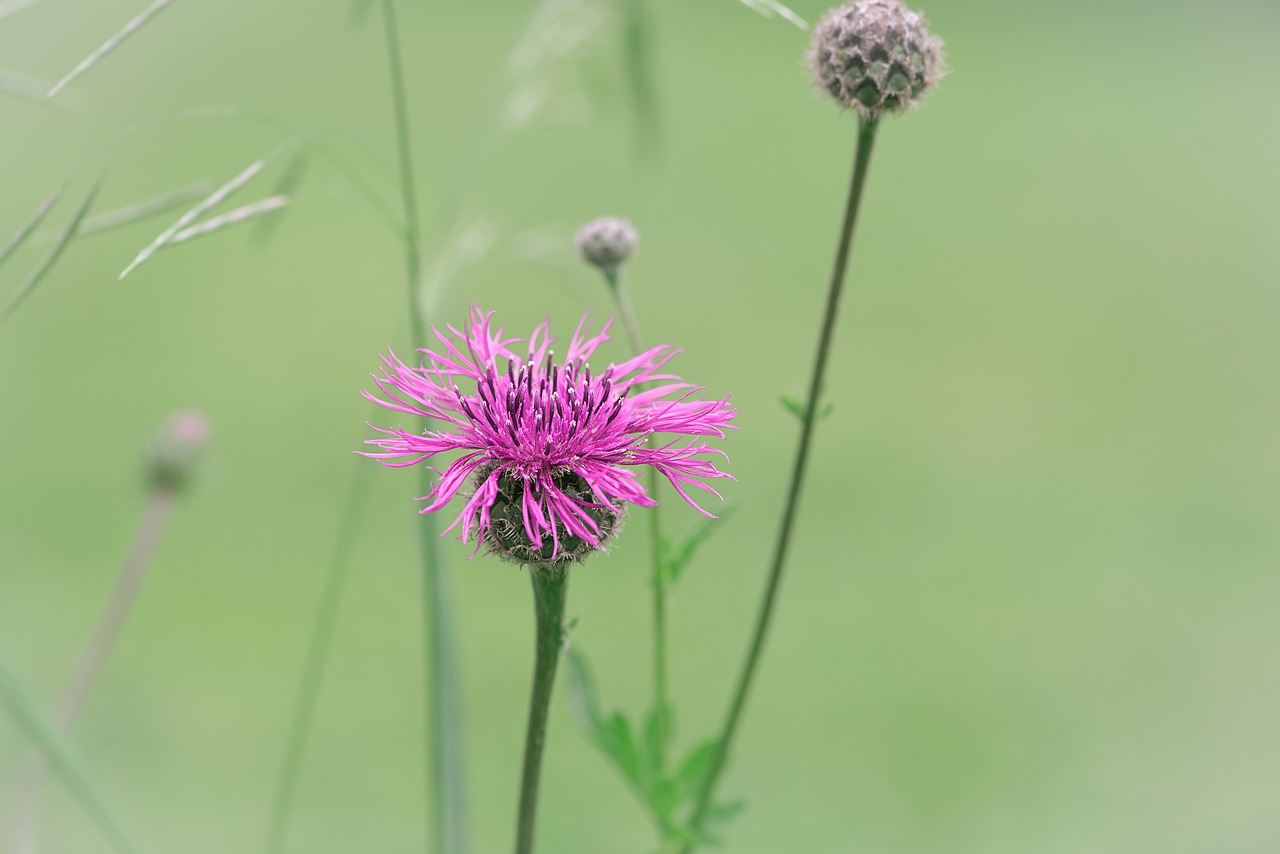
[12,486,174,854]
[264,461,373,854]
[379,2,468,853]
[603,268,668,770]
[514,569,570,854]
[0,656,141,854]
[681,116,880,849]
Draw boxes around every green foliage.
[565,649,743,848]
[0,179,100,322]
[0,651,142,854]
[658,507,736,587]
[780,390,834,422]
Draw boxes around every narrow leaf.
[0,183,65,272]
[0,0,45,22]
[737,0,807,28]
[168,195,293,245]
[250,153,309,246]
[119,153,276,280]
[67,180,216,240]
[0,652,142,854]
[660,506,737,586]
[673,738,721,803]
[0,69,70,108]
[48,0,175,97]
[564,649,642,785]
[1,180,99,323]
[780,391,834,423]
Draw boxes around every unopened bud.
[809,0,944,117]
[574,217,637,276]
[147,410,211,491]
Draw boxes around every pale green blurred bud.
[146,410,212,492]
[575,217,638,276]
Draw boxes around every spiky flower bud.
[480,467,623,567]
[574,217,637,276]
[146,410,211,492]
[809,0,944,117]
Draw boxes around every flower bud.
[808,0,944,117]
[574,217,637,276]
[146,410,211,492]
[480,468,623,567]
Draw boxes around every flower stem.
[11,486,174,854]
[379,2,468,853]
[264,460,373,854]
[681,116,880,848]
[604,268,669,770]
[515,569,570,854]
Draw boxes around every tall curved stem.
[682,116,880,849]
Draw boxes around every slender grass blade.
[69,180,217,240]
[118,146,293,280]
[0,183,65,271]
[0,652,142,854]
[168,195,293,245]
[0,180,99,323]
[0,69,71,108]
[738,0,807,28]
[0,0,44,23]
[48,0,176,97]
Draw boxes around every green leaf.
[737,0,808,28]
[672,738,720,803]
[0,651,142,854]
[564,648,642,786]
[48,0,176,97]
[659,506,736,586]
[0,179,99,323]
[779,390,834,423]
[118,141,299,280]
[0,182,66,272]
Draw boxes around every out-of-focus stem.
[11,486,175,854]
[603,268,668,770]
[681,115,881,850]
[263,461,373,854]
[514,569,569,854]
[378,2,468,853]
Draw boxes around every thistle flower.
[574,217,638,276]
[362,307,735,566]
[809,0,944,117]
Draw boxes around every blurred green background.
[2,0,1279,851]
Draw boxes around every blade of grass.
[0,180,99,323]
[168,194,294,245]
[0,0,44,23]
[379,2,467,853]
[620,0,661,161]
[250,153,309,246]
[118,140,300,280]
[263,461,373,854]
[0,69,72,109]
[67,180,216,240]
[48,0,175,97]
[737,0,808,28]
[0,651,142,854]
[0,183,65,271]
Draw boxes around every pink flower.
[362,307,736,565]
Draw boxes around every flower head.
[809,0,944,117]
[575,217,638,276]
[147,410,212,491]
[362,307,735,566]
